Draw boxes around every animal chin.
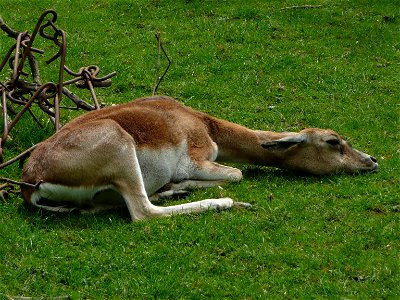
[349,164,379,174]
[361,159,379,173]
[368,163,379,172]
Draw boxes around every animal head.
[261,128,378,175]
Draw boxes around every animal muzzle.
[368,155,379,172]
[357,150,379,172]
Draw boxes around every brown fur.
[20,96,378,220]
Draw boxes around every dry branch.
[0,10,116,167]
[0,16,19,38]
[152,32,172,96]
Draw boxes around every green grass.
[1,0,399,298]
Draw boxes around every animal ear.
[261,135,306,151]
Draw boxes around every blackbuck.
[21,96,378,220]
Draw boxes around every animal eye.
[326,139,340,146]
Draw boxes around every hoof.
[233,201,252,209]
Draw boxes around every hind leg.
[116,157,248,219]
[71,130,243,219]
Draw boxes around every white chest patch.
[136,141,196,195]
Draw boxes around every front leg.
[159,162,243,199]
[164,179,228,191]
[191,162,251,208]
[152,161,242,200]
[150,162,250,207]
[193,161,243,182]
[150,178,251,209]
[150,179,227,202]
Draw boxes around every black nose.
[370,156,377,163]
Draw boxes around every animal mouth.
[368,156,379,172]
[361,162,379,173]
[370,163,379,172]
[355,155,379,173]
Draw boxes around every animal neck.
[205,116,296,167]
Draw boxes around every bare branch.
[0,10,115,171]
[0,144,37,169]
[0,16,20,38]
[27,52,42,84]
[152,32,162,96]
[152,32,171,96]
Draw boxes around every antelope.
[21,96,378,220]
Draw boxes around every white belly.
[136,141,196,194]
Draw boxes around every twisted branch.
[0,10,116,168]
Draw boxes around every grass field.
[1,0,399,298]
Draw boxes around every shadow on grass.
[16,201,132,230]
[241,165,325,182]
[12,166,380,229]
[241,164,378,182]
